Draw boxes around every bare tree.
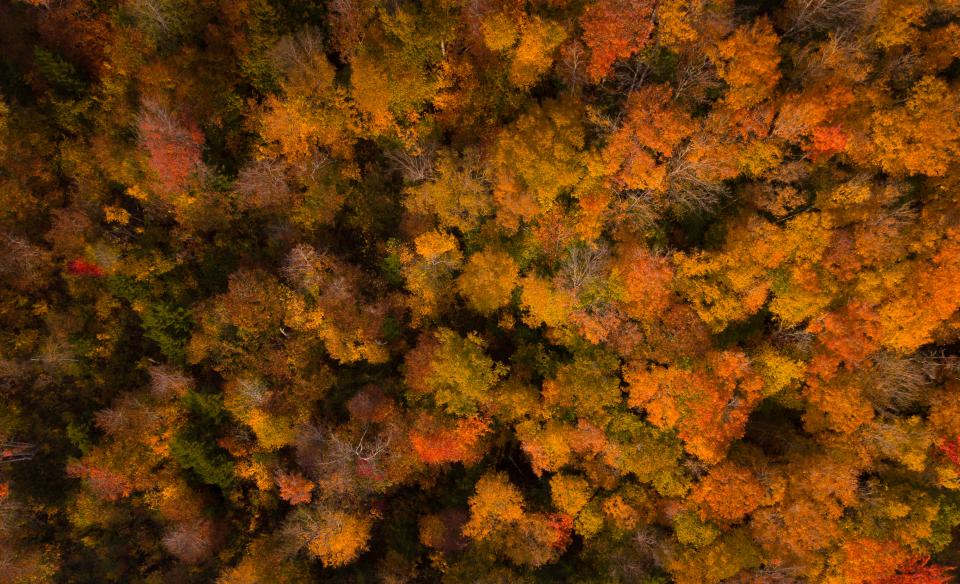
[726,563,805,583]
[632,527,658,552]
[94,395,160,437]
[610,56,650,104]
[682,456,709,480]
[162,518,216,564]
[781,0,875,37]
[673,54,720,105]
[631,526,667,569]
[662,141,729,214]
[559,244,609,293]
[270,27,326,75]
[148,364,194,399]
[235,158,293,210]
[0,441,36,464]
[290,147,331,184]
[30,336,78,375]
[0,233,50,292]
[866,352,934,412]
[319,426,392,471]
[126,0,184,37]
[281,244,333,292]
[230,376,270,410]
[138,98,195,147]
[559,41,588,95]
[615,188,661,231]
[386,142,436,184]
[279,506,322,555]
[772,324,816,352]
[295,423,392,486]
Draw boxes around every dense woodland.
[1,0,959,581]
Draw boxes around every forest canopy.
[0,0,959,582]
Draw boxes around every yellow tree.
[491,100,587,230]
[509,17,566,89]
[462,472,525,540]
[710,18,781,110]
[456,250,519,314]
[282,244,391,364]
[871,76,960,177]
[401,230,463,324]
[404,328,508,416]
[403,147,492,232]
[285,506,373,568]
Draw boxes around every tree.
[328,0,371,60]
[349,34,438,136]
[603,84,696,195]
[878,556,954,584]
[456,250,520,314]
[479,11,520,53]
[162,518,217,564]
[217,536,311,583]
[871,76,960,177]
[419,508,469,553]
[462,472,525,540]
[550,473,593,518]
[408,414,490,465]
[875,236,960,352]
[490,100,587,230]
[285,506,373,568]
[405,329,507,416]
[662,530,762,584]
[579,0,655,81]
[611,241,675,322]
[710,18,782,110]
[401,230,464,323]
[282,244,391,364]
[187,269,288,369]
[66,459,133,501]
[690,462,764,523]
[827,538,907,584]
[403,147,492,231]
[259,28,354,163]
[509,17,566,89]
[137,98,204,196]
[541,348,622,416]
[276,471,315,505]
[805,125,847,161]
[519,275,576,329]
[656,0,710,48]
[625,351,764,463]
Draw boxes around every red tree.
[138,100,204,195]
[580,0,655,81]
[66,258,104,277]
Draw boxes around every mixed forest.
[1,0,960,581]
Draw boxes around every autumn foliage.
[66,258,104,277]
[0,0,958,582]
